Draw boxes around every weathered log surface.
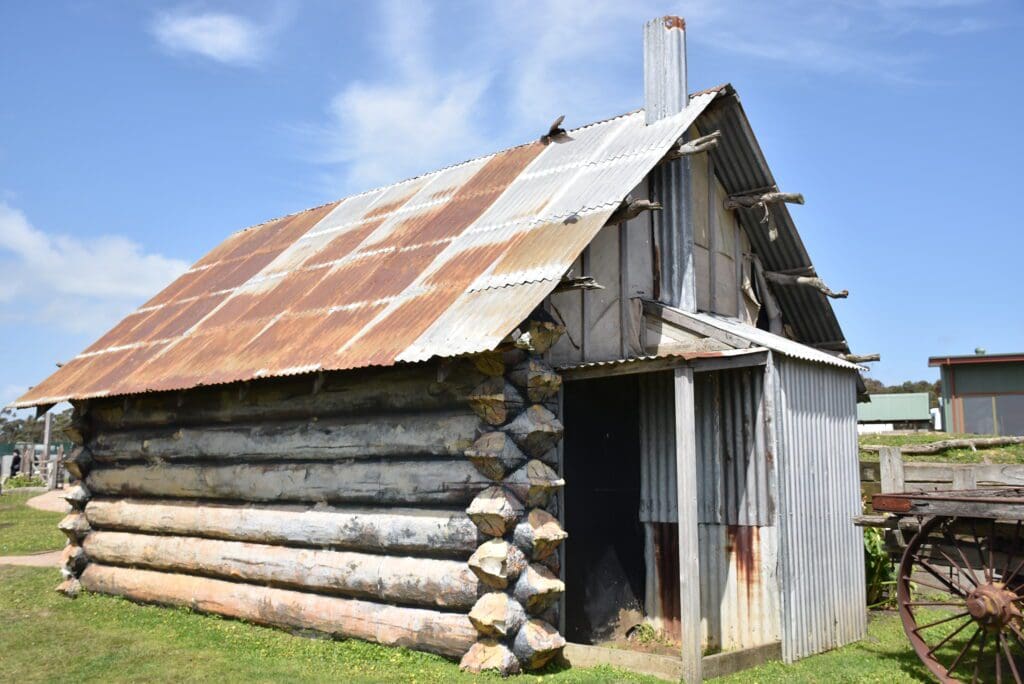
[58,513,91,543]
[460,639,521,675]
[86,362,487,431]
[469,592,526,637]
[513,619,566,669]
[466,487,524,537]
[504,405,564,458]
[63,484,90,508]
[85,498,480,558]
[79,564,476,658]
[467,379,525,426]
[513,509,568,560]
[83,531,480,610]
[465,432,528,481]
[86,460,491,506]
[61,544,88,575]
[64,447,94,480]
[89,411,480,463]
[468,540,526,589]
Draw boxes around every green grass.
[0,565,659,683]
[0,489,65,555]
[859,432,1024,464]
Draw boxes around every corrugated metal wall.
[639,367,780,651]
[775,357,867,661]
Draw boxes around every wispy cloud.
[151,9,267,65]
[0,202,188,335]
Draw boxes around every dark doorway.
[563,374,646,643]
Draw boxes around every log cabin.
[14,16,867,682]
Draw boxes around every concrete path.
[26,489,69,513]
[0,550,61,567]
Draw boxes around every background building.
[856,392,932,433]
[930,352,1024,435]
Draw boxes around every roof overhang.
[558,347,769,382]
[928,353,1024,367]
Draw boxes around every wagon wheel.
[899,515,1024,682]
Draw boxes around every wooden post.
[879,447,905,494]
[673,366,701,683]
[43,411,57,490]
[952,467,977,492]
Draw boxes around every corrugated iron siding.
[639,371,677,523]
[775,357,866,661]
[695,368,773,526]
[699,523,780,651]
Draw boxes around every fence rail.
[860,446,1024,497]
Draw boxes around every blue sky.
[1,0,1022,407]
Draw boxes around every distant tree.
[0,407,72,443]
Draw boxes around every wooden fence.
[861,446,1024,498]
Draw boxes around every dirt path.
[0,550,61,567]
[26,489,69,513]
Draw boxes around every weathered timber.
[861,436,1024,455]
[85,498,480,558]
[465,432,528,481]
[608,198,662,225]
[507,358,562,403]
[470,352,505,377]
[505,460,565,508]
[467,378,526,426]
[86,460,492,506]
[79,565,476,658]
[518,312,564,355]
[469,592,527,637]
[504,405,564,458]
[664,130,721,159]
[58,513,91,543]
[468,539,527,589]
[61,545,88,575]
[513,619,566,669]
[460,639,521,675]
[83,531,480,610]
[724,191,804,210]
[89,411,480,463]
[763,271,848,299]
[841,353,880,364]
[63,484,90,509]
[56,578,81,598]
[466,487,524,537]
[64,447,94,480]
[513,509,568,560]
[513,563,565,614]
[86,361,488,431]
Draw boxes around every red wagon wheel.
[898,515,1024,682]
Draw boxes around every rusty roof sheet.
[15,92,719,407]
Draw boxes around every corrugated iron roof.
[14,91,719,407]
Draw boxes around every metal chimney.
[644,16,696,311]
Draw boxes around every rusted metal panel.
[774,356,865,661]
[15,94,719,408]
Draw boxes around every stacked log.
[56,406,94,597]
[460,314,568,675]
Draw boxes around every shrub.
[864,526,896,608]
[4,474,46,489]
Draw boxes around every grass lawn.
[0,489,65,555]
[859,432,1024,464]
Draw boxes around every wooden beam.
[724,191,805,210]
[690,350,769,373]
[878,447,904,494]
[673,366,702,683]
[642,300,753,350]
[763,271,848,299]
[840,353,880,364]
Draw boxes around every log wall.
[58,327,569,673]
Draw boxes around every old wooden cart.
[873,489,1024,682]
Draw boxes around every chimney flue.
[644,16,688,124]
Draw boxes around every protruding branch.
[553,276,603,293]
[764,271,848,299]
[608,198,662,225]
[725,191,805,210]
[664,130,721,159]
[841,353,880,363]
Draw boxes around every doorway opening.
[562,373,646,644]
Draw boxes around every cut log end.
[468,539,527,590]
[469,592,527,638]
[61,544,88,576]
[513,619,566,670]
[505,460,565,508]
[470,351,506,377]
[465,432,528,481]
[466,487,524,537]
[513,563,565,615]
[63,484,91,508]
[58,513,91,543]
[64,447,94,480]
[56,578,81,598]
[460,639,521,676]
[504,405,564,458]
[508,359,563,403]
[513,508,568,560]
[468,378,525,426]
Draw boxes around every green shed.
[857,393,931,430]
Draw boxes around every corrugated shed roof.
[14,91,719,407]
[857,393,932,422]
[675,310,863,371]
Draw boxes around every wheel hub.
[966,583,1020,629]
